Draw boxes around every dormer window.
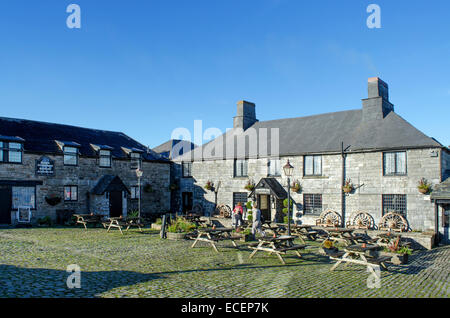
[131,152,141,169]
[0,136,24,164]
[63,146,78,166]
[99,150,112,168]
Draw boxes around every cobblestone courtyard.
[0,228,448,298]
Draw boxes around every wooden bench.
[74,214,103,230]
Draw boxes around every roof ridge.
[253,108,361,125]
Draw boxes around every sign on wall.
[36,156,55,176]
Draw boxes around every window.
[182,162,192,177]
[130,152,141,169]
[234,159,248,177]
[233,192,248,210]
[382,194,407,217]
[303,194,322,215]
[304,155,322,176]
[64,186,78,201]
[383,152,407,176]
[268,159,281,176]
[0,142,23,163]
[130,186,140,199]
[99,150,111,168]
[12,187,36,209]
[63,147,78,166]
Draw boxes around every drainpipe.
[341,142,346,227]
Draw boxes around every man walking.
[251,202,265,237]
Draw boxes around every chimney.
[362,77,394,121]
[233,100,258,130]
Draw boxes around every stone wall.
[175,147,442,232]
[1,153,170,223]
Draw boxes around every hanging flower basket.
[342,178,354,193]
[417,178,431,194]
[204,180,213,191]
[244,180,255,191]
[45,196,61,206]
[291,180,301,193]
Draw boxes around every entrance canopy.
[249,178,287,200]
[431,178,450,204]
[91,175,130,195]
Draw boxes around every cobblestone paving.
[0,228,448,298]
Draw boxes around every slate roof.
[249,178,287,199]
[431,178,450,201]
[174,109,443,161]
[91,175,130,195]
[153,139,197,159]
[0,117,168,163]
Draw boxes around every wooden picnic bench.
[329,244,390,274]
[291,224,319,241]
[325,228,361,246]
[74,214,104,230]
[106,217,145,235]
[248,235,306,265]
[190,227,236,252]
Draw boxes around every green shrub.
[167,218,197,233]
[282,198,293,214]
[128,210,139,218]
[155,218,162,225]
[38,216,52,226]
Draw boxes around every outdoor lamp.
[135,168,143,218]
[283,160,294,237]
[283,159,294,177]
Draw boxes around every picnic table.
[74,214,104,229]
[329,244,390,274]
[325,228,363,246]
[106,217,145,235]
[291,224,319,241]
[190,227,236,252]
[262,222,285,236]
[248,235,306,265]
[373,232,402,247]
[185,213,207,227]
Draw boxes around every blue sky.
[0,0,449,148]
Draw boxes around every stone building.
[0,117,170,225]
[172,77,450,243]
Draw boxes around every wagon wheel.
[215,204,232,218]
[320,210,342,227]
[351,211,375,229]
[379,212,408,232]
[191,204,203,215]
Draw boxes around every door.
[109,191,123,218]
[182,192,193,213]
[443,205,450,244]
[0,187,12,224]
[258,194,270,222]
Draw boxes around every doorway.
[182,192,193,213]
[258,194,271,222]
[443,205,450,244]
[109,191,123,218]
[0,187,12,224]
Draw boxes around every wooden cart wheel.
[379,212,408,232]
[191,204,203,215]
[215,204,231,218]
[349,211,375,229]
[318,210,342,227]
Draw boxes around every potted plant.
[291,180,301,193]
[45,194,61,206]
[342,178,354,193]
[282,198,294,224]
[234,227,253,242]
[380,237,412,265]
[244,180,255,191]
[151,218,162,230]
[245,201,253,222]
[37,216,52,227]
[143,183,153,193]
[166,217,197,240]
[417,178,432,194]
[319,239,339,256]
[204,180,214,191]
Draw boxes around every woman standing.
[232,202,243,228]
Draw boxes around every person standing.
[251,202,265,237]
[232,202,243,228]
